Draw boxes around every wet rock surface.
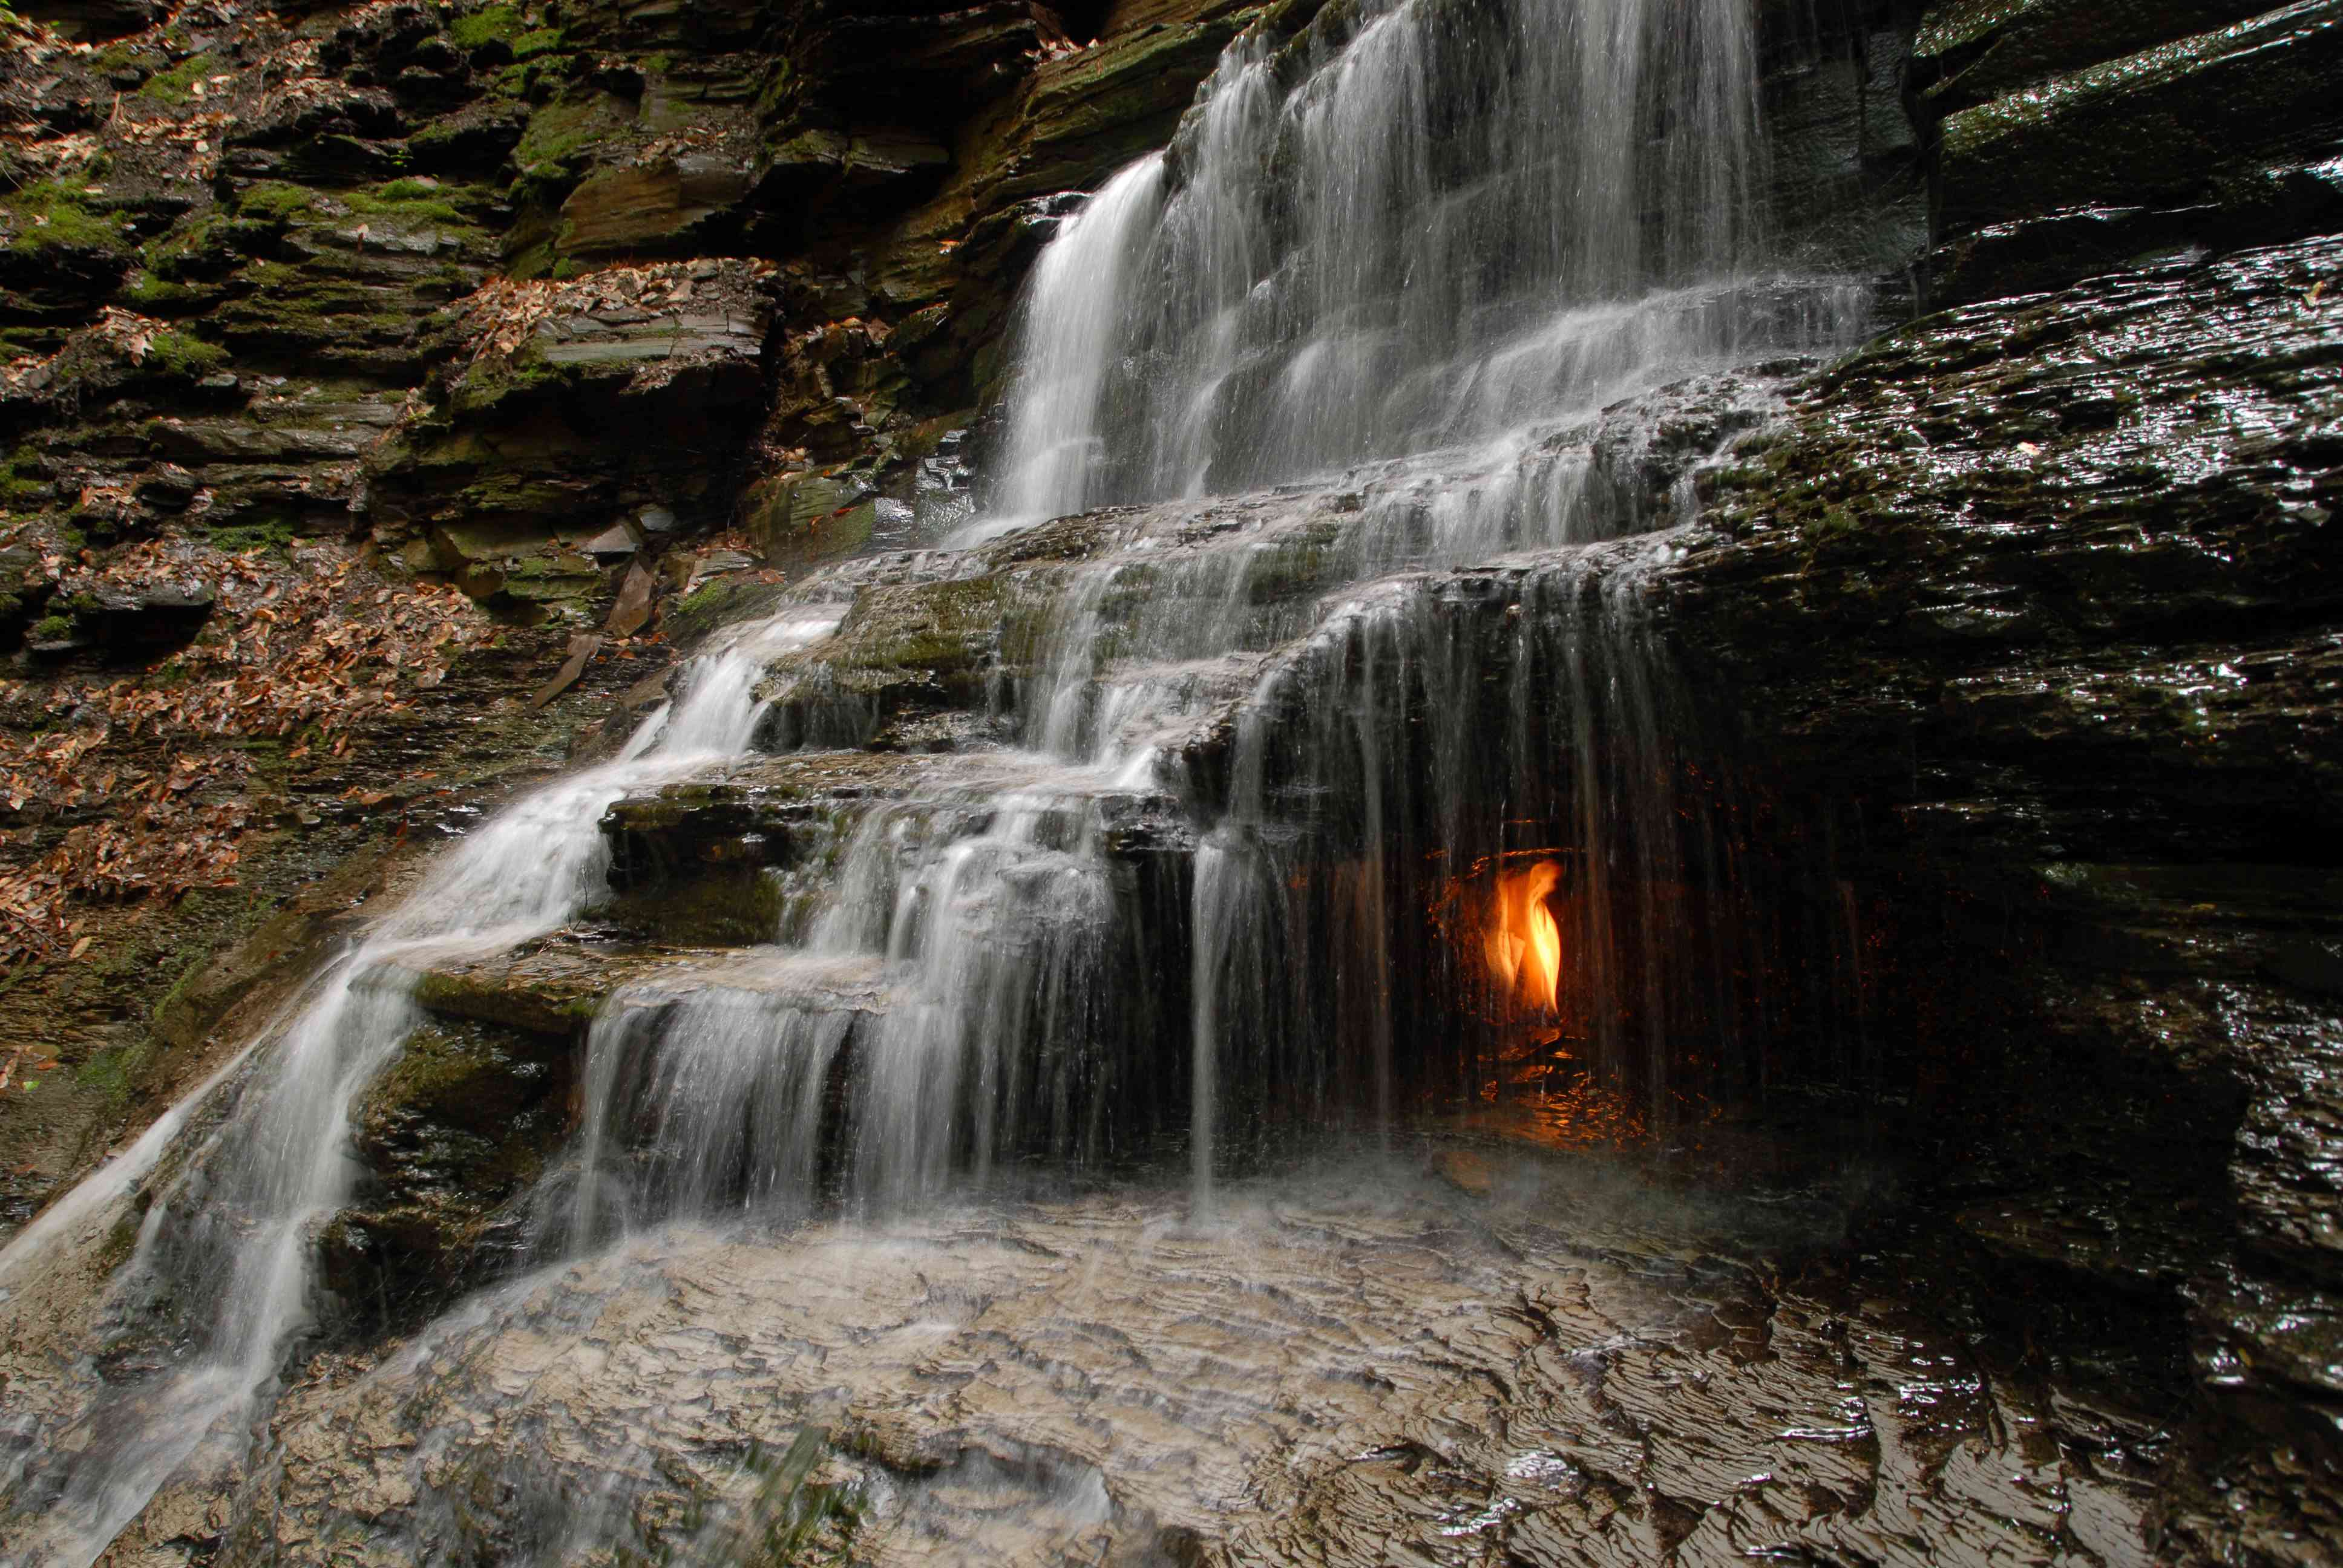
[1645,235,2343,1564]
[321,1016,573,1326]
[237,1157,2170,1568]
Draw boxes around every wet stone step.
[331,950,901,1327]
[600,750,954,942]
[385,932,746,1037]
[600,750,1199,944]
[600,750,940,872]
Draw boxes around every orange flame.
[1485,862,1562,1014]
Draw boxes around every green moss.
[28,614,74,641]
[235,179,490,232]
[1805,504,1861,540]
[146,887,278,1036]
[365,1018,552,1130]
[339,182,476,227]
[0,181,126,255]
[515,95,630,172]
[600,867,787,947]
[445,353,569,419]
[231,182,315,224]
[119,270,204,310]
[137,53,217,105]
[2,446,48,506]
[92,39,148,76]
[145,330,228,378]
[77,1036,157,1111]
[448,4,525,49]
[1240,524,1342,606]
[511,28,566,60]
[666,574,790,645]
[206,514,300,556]
[833,577,1006,679]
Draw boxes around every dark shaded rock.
[14,0,162,41]
[1659,233,2343,1566]
[133,463,200,511]
[1927,1,2343,303]
[557,156,755,258]
[757,573,1015,745]
[1912,0,2278,116]
[1761,4,1928,290]
[319,1016,572,1328]
[1688,237,2343,861]
[395,932,682,1037]
[363,260,777,612]
[405,100,531,174]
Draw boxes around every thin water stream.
[0,613,838,1565]
[0,2,2045,1561]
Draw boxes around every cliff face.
[1699,9,2343,1557]
[1,1,2341,1561]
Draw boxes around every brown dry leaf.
[68,936,93,959]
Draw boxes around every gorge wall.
[0,1,2339,1564]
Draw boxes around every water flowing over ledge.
[0,1,1937,1560]
[986,0,1866,529]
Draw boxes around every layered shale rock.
[1915,0,2343,303]
[1666,234,2343,1563]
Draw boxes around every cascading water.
[986,0,1817,523]
[0,1,1881,1559]
[485,0,1863,1253]
[0,612,837,1567]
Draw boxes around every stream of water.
[0,1,1893,1560]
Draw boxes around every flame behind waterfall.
[1486,861,1564,1016]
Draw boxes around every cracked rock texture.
[232,1160,2171,1567]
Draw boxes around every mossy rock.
[594,865,791,947]
[664,572,790,645]
[405,942,617,1036]
[1935,3,2343,237]
[360,1015,568,1138]
[823,575,1009,685]
[0,181,129,253]
[322,1016,574,1329]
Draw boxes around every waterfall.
[983,0,1794,515]
[971,0,1856,1199]
[0,1,1873,1555]
[985,157,1170,534]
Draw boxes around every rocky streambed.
[168,1151,2170,1567]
